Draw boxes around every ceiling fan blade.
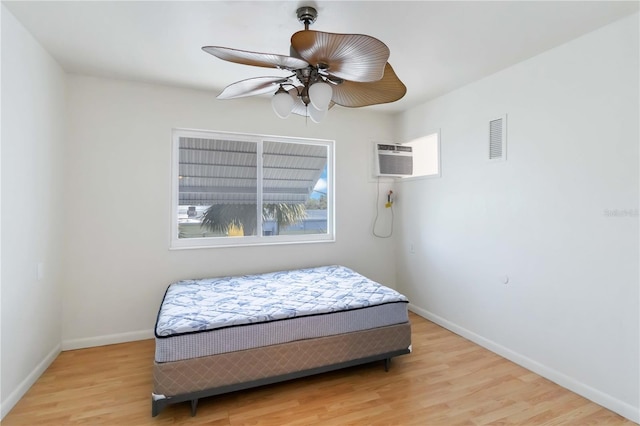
[330,63,406,107]
[218,76,290,100]
[203,46,309,70]
[291,30,389,83]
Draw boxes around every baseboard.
[0,343,61,420]
[408,304,640,424]
[62,329,154,351]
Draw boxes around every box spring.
[152,322,411,416]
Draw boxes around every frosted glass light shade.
[309,82,333,111]
[308,104,327,123]
[272,91,294,118]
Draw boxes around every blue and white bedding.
[154,265,409,362]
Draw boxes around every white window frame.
[170,128,335,249]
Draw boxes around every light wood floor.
[3,313,636,425]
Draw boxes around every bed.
[151,265,412,416]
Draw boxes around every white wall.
[0,4,67,418]
[62,75,397,348]
[394,13,639,422]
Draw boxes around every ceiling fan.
[202,6,406,123]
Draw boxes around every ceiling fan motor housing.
[295,67,320,105]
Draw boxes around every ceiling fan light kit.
[202,6,406,123]
[308,104,327,124]
[271,87,295,119]
[308,81,333,111]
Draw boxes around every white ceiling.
[3,1,639,113]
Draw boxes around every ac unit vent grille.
[375,143,413,177]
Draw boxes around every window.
[401,131,440,179]
[171,129,334,249]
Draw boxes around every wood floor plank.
[2,313,635,425]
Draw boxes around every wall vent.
[489,115,507,161]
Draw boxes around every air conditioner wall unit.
[374,143,413,177]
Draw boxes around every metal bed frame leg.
[384,358,391,372]
[190,399,199,416]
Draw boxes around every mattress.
[155,265,409,362]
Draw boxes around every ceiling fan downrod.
[296,6,317,30]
